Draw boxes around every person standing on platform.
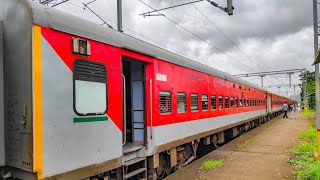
[282,101,289,118]
[291,103,297,119]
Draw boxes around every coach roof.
[22,0,264,91]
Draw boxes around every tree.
[299,71,315,108]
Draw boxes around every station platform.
[165,112,309,180]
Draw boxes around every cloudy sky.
[48,0,314,96]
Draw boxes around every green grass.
[289,109,320,179]
[298,127,317,140]
[237,138,254,149]
[201,159,224,170]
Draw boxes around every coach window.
[247,99,249,107]
[211,96,216,110]
[235,97,239,108]
[240,97,243,107]
[177,93,187,113]
[243,98,246,107]
[191,94,199,112]
[202,95,208,111]
[219,96,223,109]
[73,60,107,116]
[230,97,234,108]
[159,91,172,114]
[225,96,229,109]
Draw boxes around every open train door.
[121,57,148,179]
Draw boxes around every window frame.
[218,96,224,110]
[159,91,172,114]
[235,97,239,108]
[211,95,217,110]
[73,59,108,116]
[230,96,234,109]
[177,92,187,113]
[225,96,229,109]
[191,93,199,112]
[202,94,209,111]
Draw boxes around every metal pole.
[304,72,308,107]
[313,0,320,154]
[294,85,296,95]
[288,73,292,88]
[278,87,280,94]
[260,75,264,87]
[117,0,123,32]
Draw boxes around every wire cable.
[138,0,259,73]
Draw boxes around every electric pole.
[117,0,123,32]
[313,0,320,154]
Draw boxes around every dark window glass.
[177,93,187,113]
[225,96,229,109]
[159,91,172,114]
[240,97,243,107]
[219,96,223,109]
[211,96,216,110]
[191,94,198,111]
[236,97,239,108]
[202,95,208,111]
[231,97,234,108]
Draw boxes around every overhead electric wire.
[187,0,287,85]
[138,0,259,74]
[139,0,204,16]
[57,1,183,56]
[56,0,265,86]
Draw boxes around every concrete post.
[313,0,320,154]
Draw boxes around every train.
[0,0,295,179]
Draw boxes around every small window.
[239,97,243,107]
[225,96,229,109]
[191,94,198,111]
[247,99,249,107]
[235,97,239,108]
[177,93,187,113]
[159,91,172,114]
[202,95,208,111]
[73,60,107,116]
[244,98,246,107]
[219,96,223,109]
[211,96,216,110]
[230,97,234,108]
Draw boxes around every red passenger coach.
[0,1,296,180]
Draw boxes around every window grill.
[218,96,223,109]
[225,96,229,109]
[236,97,239,108]
[74,60,106,83]
[246,98,249,107]
[211,96,216,110]
[191,94,199,111]
[240,97,243,107]
[159,91,172,114]
[177,93,187,113]
[230,97,234,108]
[202,95,208,111]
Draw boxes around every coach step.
[123,157,147,179]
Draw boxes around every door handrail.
[121,74,126,145]
[150,79,153,139]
